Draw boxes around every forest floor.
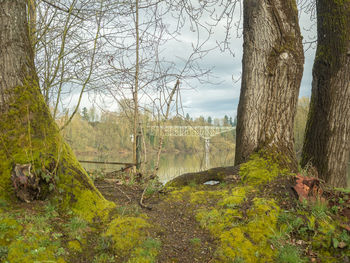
[92,170,350,263]
[1,165,350,263]
[94,177,217,263]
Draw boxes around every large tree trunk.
[235,0,304,169]
[0,0,114,221]
[301,0,350,188]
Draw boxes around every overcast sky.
[179,9,317,119]
[74,4,317,120]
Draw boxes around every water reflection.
[78,152,350,187]
[77,151,234,183]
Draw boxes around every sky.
[73,3,317,120]
[178,8,317,119]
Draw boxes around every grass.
[64,216,89,241]
[128,237,161,263]
[0,246,8,261]
[0,198,7,208]
[277,244,305,263]
[311,201,329,220]
[189,237,201,245]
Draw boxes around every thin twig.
[40,0,84,20]
[139,183,152,210]
[115,184,131,203]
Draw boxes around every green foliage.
[277,245,305,263]
[275,201,350,263]
[0,246,8,261]
[64,216,89,241]
[61,109,236,160]
[145,179,162,196]
[311,201,329,220]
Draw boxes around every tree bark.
[0,0,114,221]
[235,0,304,169]
[301,0,350,188]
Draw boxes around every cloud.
[62,4,316,121]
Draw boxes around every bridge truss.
[148,125,235,169]
[148,125,235,140]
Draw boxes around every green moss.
[103,216,151,258]
[196,208,241,234]
[68,240,82,252]
[217,198,279,262]
[217,187,247,207]
[127,238,161,263]
[0,217,23,247]
[167,186,193,201]
[240,153,287,186]
[311,217,338,261]
[6,235,66,263]
[195,192,280,262]
[0,209,66,262]
[0,78,115,222]
[190,189,228,204]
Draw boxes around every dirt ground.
[94,178,217,263]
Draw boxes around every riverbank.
[1,160,349,262]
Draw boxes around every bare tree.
[34,0,107,123]
[99,0,234,173]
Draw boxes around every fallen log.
[165,165,240,187]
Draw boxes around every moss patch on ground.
[1,146,348,262]
[0,198,161,263]
[0,202,66,263]
[162,153,349,262]
[103,215,155,260]
[196,195,280,262]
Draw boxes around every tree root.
[139,185,152,210]
[165,165,241,187]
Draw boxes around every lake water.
[78,152,350,187]
[77,151,234,183]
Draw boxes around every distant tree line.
[59,107,236,157]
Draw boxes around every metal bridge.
[148,125,235,169]
[148,125,235,140]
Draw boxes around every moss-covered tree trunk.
[235,0,304,169]
[0,0,114,221]
[301,0,350,188]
